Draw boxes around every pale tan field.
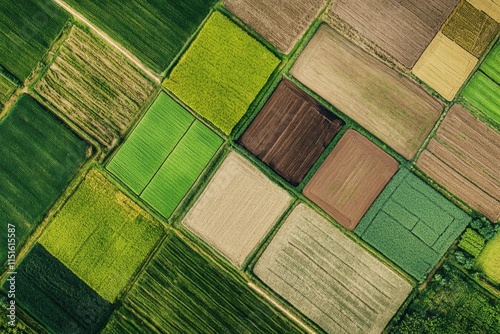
[467,0,500,21]
[182,152,292,268]
[413,33,478,101]
[254,204,412,334]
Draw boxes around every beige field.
[413,33,478,101]
[291,25,443,159]
[182,152,291,268]
[254,204,412,334]
[467,0,500,21]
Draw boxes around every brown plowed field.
[329,0,460,68]
[303,130,399,230]
[239,79,344,185]
[291,25,443,159]
[417,105,500,221]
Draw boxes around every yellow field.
[477,233,500,284]
[467,0,500,22]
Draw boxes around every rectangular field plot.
[183,152,291,268]
[328,0,459,68]
[102,233,304,334]
[35,27,156,149]
[39,170,164,302]
[478,231,500,284]
[107,92,222,218]
[0,0,69,82]
[291,25,443,159]
[0,73,16,105]
[304,130,398,230]
[255,204,412,334]
[239,79,344,185]
[0,95,88,264]
[164,12,279,135]
[355,169,470,281]
[2,244,113,334]
[417,105,500,221]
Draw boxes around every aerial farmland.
[0,0,499,333]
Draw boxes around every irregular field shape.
[0,73,16,105]
[183,152,291,268]
[224,0,326,54]
[329,0,460,68]
[291,25,443,159]
[0,95,87,264]
[355,169,470,281]
[35,27,156,149]
[2,244,113,334]
[303,130,398,230]
[164,12,279,135]
[417,104,500,221]
[102,233,303,333]
[413,33,478,101]
[239,79,344,185]
[64,0,216,73]
[0,0,69,81]
[442,1,499,57]
[39,170,164,302]
[467,0,500,22]
[255,204,412,334]
[477,232,500,284]
[462,71,500,123]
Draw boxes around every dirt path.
[54,0,161,83]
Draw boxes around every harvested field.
[462,71,500,123]
[164,12,279,135]
[183,152,291,268]
[39,170,164,302]
[35,26,156,149]
[254,204,412,334]
[355,169,470,281]
[417,104,500,221]
[477,232,500,284]
[239,79,344,185]
[303,130,398,230]
[467,0,500,22]
[442,1,499,57]
[291,25,443,159]
[2,244,113,334]
[413,32,478,101]
[0,95,88,265]
[328,0,460,68]
[0,73,16,106]
[224,0,326,54]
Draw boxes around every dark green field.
[0,94,88,264]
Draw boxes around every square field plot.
[413,33,478,101]
[355,169,471,281]
[255,204,412,334]
[239,79,344,185]
[164,12,279,135]
[0,95,88,264]
[329,0,459,68]
[224,0,327,54]
[417,105,500,221]
[107,92,222,218]
[2,244,113,334]
[291,25,443,159]
[183,152,291,268]
[304,130,398,230]
[39,170,164,302]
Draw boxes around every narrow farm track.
[53,0,161,83]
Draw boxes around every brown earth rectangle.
[329,0,460,68]
[239,79,344,185]
[303,129,398,230]
[291,25,443,159]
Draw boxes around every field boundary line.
[54,0,161,83]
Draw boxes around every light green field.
[477,232,500,284]
[462,72,500,124]
[480,42,499,83]
[164,11,279,135]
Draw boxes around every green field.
[477,232,500,284]
[355,169,470,281]
[64,0,216,73]
[164,12,279,135]
[0,73,16,105]
[0,94,88,265]
[458,228,485,257]
[481,41,500,83]
[102,232,304,333]
[0,0,69,81]
[39,170,164,302]
[107,93,222,218]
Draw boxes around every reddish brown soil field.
[417,105,500,221]
[239,79,344,185]
[303,129,399,230]
[329,0,460,68]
